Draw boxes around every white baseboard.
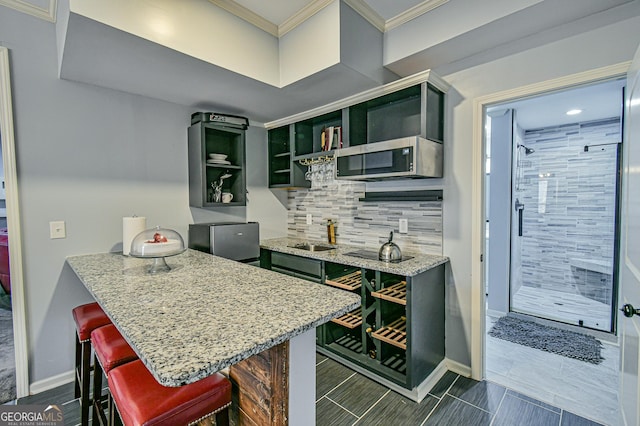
[29,370,74,395]
[486,309,506,319]
[446,358,472,377]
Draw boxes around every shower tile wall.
[518,117,619,305]
[286,164,443,255]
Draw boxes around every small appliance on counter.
[188,222,260,266]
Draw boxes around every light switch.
[50,221,66,239]
[399,218,408,234]
[306,214,312,225]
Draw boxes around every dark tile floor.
[316,353,606,426]
[6,353,606,426]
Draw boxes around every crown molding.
[279,0,334,37]
[342,0,385,32]
[385,0,448,31]
[209,0,278,36]
[209,0,448,38]
[0,0,56,22]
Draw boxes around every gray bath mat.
[489,315,604,364]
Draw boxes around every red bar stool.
[90,324,138,426]
[72,302,112,426]
[109,359,232,426]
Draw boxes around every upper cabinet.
[188,113,248,208]
[266,70,449,188]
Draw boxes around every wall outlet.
[306,214,312,225]
[50,221,66,239]
[399,218,408,234]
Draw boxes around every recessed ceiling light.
[566,109,582,116]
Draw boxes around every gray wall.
[0,7,285,384]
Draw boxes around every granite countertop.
[66,249,360,387]
[261,237,449,276]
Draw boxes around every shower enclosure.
[509,118,621,332]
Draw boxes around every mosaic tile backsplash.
[517,117,620,304]
[287,162,443,255]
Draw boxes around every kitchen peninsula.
[66,249,360,425]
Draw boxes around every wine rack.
[262,248,445,393]
[331,307,363,329]
[371,317,407,350]
[371,281,407,305]
[325,270,362,291]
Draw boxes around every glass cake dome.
[129,226,186,273]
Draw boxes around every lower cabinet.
[261,249,445,391]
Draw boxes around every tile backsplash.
[286,163,443,255]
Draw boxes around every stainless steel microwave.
[334,136,443,180]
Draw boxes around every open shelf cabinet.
[188,114,247,208]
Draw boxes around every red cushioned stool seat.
[91,324,138,426]
[73,302,111,342]
[72,302,112,426]
[109,359,231,426]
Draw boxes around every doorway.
[482,77,624,423]
[486,78,624,333]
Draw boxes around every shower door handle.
[514,198,525,237]
[517,206,524,237]
[621,303,640,318]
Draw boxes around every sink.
[289,243,336,252]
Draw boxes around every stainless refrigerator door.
[210,223,260,261]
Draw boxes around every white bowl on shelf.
[208,153,227,160]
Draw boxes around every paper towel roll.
[123,216,146,256]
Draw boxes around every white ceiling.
[231,0,427,26]
[489,78,626,130]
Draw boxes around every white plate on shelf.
[207,159,231,165]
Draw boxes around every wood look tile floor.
[5,352,609,426]
[316,353,605,426]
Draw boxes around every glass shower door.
[509,120,620,332]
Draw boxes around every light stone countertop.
[261,237,449,276]
[66,249,360,387]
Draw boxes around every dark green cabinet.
[268,126,309,189]
[320,262,445,390]
[188,114,247,208]
[260,249,445,392]
[266,76,447,189]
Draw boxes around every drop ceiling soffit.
[209,0,449,36]
[0,0,57,22]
